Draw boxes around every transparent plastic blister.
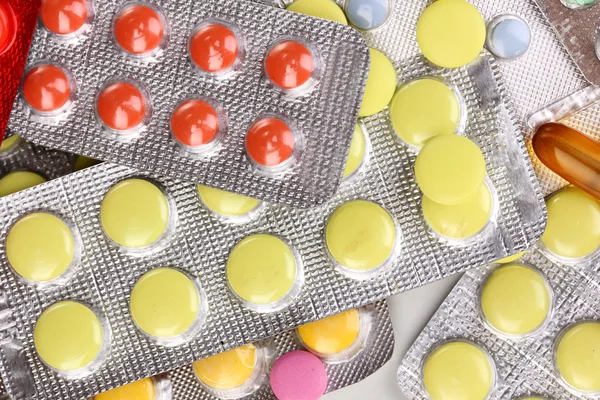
[9,0,370,207]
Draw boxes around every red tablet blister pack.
[0,0,41,144]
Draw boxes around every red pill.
[23,65,71,112]
[114,5,164,55]
[189,23,239,73]
[40,0,88,36]
[0,0,16,55]
[533,122,600,200]
[96,82,146,131]
[246,117,295,167]
[265,40,314,90]
[171,99,220,147]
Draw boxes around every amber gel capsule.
[533,122,600,200]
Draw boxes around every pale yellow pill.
[343,125,366,178]
[286,0,347,24]
[197,185,261,217]
[555,322,600,393]
[0,135,22,153]
[0,170,46,197]
[423,341,494,400]
[359,48,396,117]
[495,251,526,264]
[415,134,486,205]
[6,212,75,282]
[422,183,491,239]
[34,301,103,372]
[193,344,257,390]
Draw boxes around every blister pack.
[8,0,370,208]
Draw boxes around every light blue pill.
[487,16,531,59]
[345,0,390,31]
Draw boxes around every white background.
[323,274,462,400]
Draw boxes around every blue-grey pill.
[488,16,531,59]
[345,0,390,30]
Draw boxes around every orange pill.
[189,23,239,73]
[40,0,88,36]
[265,40,314,90]
[0,0,16,55]
[96,82,146,131]
[23,64,71,113]
[246,117,295,167]
[171,99,220,147]
[532,122,600,201]
[114,5,164,55]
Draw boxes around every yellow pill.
[286,0,347,24]
[0,171,46,197]
[359,48,396,117]
[423,341,494,400]
[100,179,170,249]
[415,134,486,205]
[422,183,491,239]
[197,185,261,217]
[0,135,22,153]
[326,200,396,271]
[130,268,200,339]
[298,309,360,355]
[74,155,101,171]
[95,378,155,400]
[34,301,103,372]
[343,126,366,178]
[193,344,257,390]
[555,322,600,393]
[6,212,75,282]
[227,234,297,305]
[416,0,486,68]
[495,251,526,264]
[390,78,461,147]
[541,187,600,259]
[480,264,551,335]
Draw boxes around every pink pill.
[270,350,327,400]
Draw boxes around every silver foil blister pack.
[397,244,600,399]
[9,0,370,208]
[0,53,544,399]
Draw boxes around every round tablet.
[74,155,100,171]
[0,1,16,55]
[286,0,347,24]
[298,309,360,355]
[193,344,257,390]
[100,179,170,249]
[416,0,486,68]
[343,125,366,178]
[6,212,75,282]
[326,200,396,271]
[555,322,600,393]
[423,341,494,400]
[541,187,600,259]
[190,23,239,73]
[40,0,87,36]
[480,264,551,335]
[415,134,486,205]
[226,234,297,306]
[344,0,390,30]
[495,251,526,264]
[245,117,295,168]
[130,268,200,339]
[96,82,147,131]
[270,351,327,400]
[265,40,314,90]
[359,48,396,117]
[171,99,220,148]
[114,4,165,55]
[390,78,461,147]
[0,134,21,153]
[0,171,46,197]
[422,183,492,239]
[34,301,103,372]
[23,64,71,113]
[486,15,531,60]
[95,378,155,400]
[197,185,260,218]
